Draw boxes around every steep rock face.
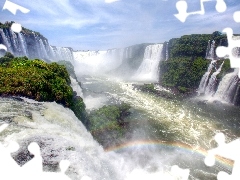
[0,22,74,63]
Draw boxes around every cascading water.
[106,48,124,66]
[9,29,20,55]
[70,76,83,97]
[0,27,76,63]
[0,29,12,53]
[53,47,74,62]
[39,39,49,59]
[198,60,216,94]
[165,42,169,60]
[0,97,126,180]
[17,33,28,57]
[33,34,42,59]
[214,69,239,103]
[48,45,56,60]
[131,44,164,82]
[205,61,224,96]
[205,40,215,60]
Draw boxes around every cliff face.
[0,22,74,63]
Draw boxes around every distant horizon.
[1,0,239,51]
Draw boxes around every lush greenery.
[57,60,78,79]
[168,32,227,58]
[87,103,131,146]
[0,53,87,122]
[160,57,209,93]
[135,83,176,99]
[160,31,229,93]
[0,52,72,105]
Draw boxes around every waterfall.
[205,40,215,60]
[33,34,42,58]
[0,96,192,180]
[0,29,12,53]
[198,60,216,94]
[124,47,133,59]
[52,46,74,62]
[131,44,164,82]
[214,69,239,103]
[62,47,74,62]
[0,27,76,63]
[9,29,20,55]
[49,45,56,60]
[106,48,124,66]
[205,61,224,96]
[165,42,169,60]
[73,50,100,62]
[39,39,49,59]
[17,33,28,57]
[0,97,125,180]
[70,76,83,97]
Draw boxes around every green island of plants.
[0,52,86,121]
[87,103,131,147]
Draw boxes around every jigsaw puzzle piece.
[0,141,21,179]
[171,165,190,180]
[216,28,240,77]
[215,0,227,13]
[11,23,22,33]
[2,0,30,15]
[21,142,43,179]
[205,133,240,180]
[233,11,240,23]
[175,0,227,22]
[174,1,189,23]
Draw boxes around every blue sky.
[0,0,239,50]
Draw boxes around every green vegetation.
[57,60,77,79]
[87,103,131,146]
[139,83,156,93]
[160,57,209,92]
[160,31,228,94]
[56,60,87,123]
[134,83,176,99]
[0,53,86,122]
[168,32,227,58]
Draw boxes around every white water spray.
[132,44,164,82]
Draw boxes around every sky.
[0,0,239,50]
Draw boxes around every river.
[0,75,239,179]
[80,76,240,179]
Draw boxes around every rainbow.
[105,139,233,168]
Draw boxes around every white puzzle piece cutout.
[11,23,22,33]
[175,0,227,22]
[215,28,240,77]
[3,0,30,15]
[205,133,240,180]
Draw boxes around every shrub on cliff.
[0,54,73,106]
[57,60,77,79]
[160,57,209,93]
[168,32,227,59]
[0,53,88,123]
